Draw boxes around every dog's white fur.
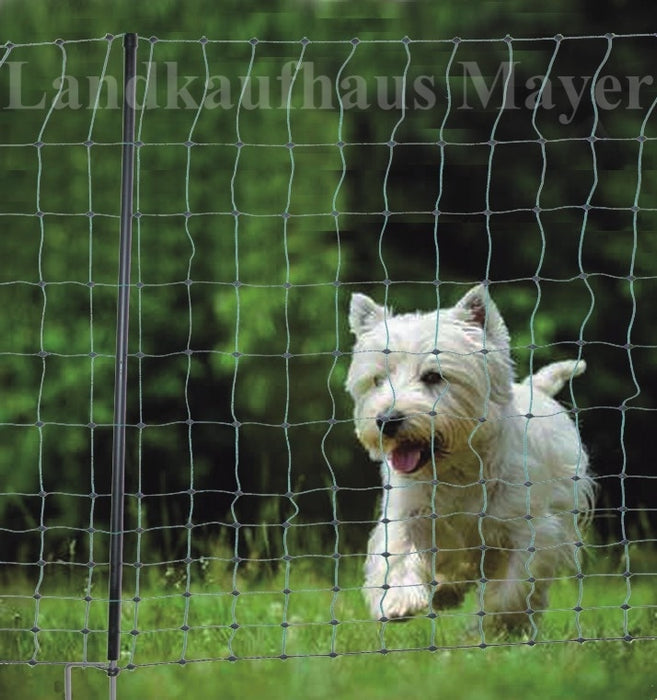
[346,285,594,630]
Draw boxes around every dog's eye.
[421,370,443,386]
[373,374,387,388]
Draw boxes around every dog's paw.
[365,583,429,621]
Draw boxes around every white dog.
[346,285,594,630]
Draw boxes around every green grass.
[1,557,656,699]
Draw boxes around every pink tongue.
[389,447,422,473]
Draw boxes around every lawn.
[1,555,656,699]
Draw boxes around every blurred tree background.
[1,0,656,579]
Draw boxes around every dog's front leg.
[363,489,433,620]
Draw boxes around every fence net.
[0,32,656,679]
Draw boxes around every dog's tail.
[522,359,586,397]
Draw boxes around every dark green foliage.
[1,0,656,568]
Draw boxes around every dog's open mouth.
[387,444,434,474]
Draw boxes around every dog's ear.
[453,285,514,403]
[452,284,510,348]
[349,293,387,336]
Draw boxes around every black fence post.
[107,31,138,673]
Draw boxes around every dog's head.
[345,285,514,477]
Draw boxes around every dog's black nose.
[376,410,405,437]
